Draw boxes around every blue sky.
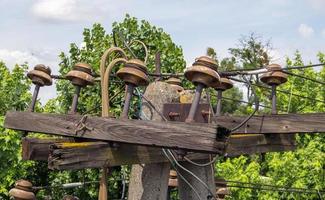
[0,0,324,101]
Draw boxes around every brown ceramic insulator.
[166,77,184,92]
[193,56,218,69]
[116,59,149,87]
[15,180,33,192]
[216,187,230,198]
[27,64,52,86]
[166,77,182,86]
[169,170,177,179]
[9,180,35,200]
[260,64,288,86]
[212,77,233,91]
[184,56,220,87]
[66,63,94,87]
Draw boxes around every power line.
[282,70,325,86]
[219,96,287,113]
[229,77,325,104]
[221,63,325,73]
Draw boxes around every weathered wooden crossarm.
[214,113,325,134]
[22,133,296,170]
[5,111,229,154]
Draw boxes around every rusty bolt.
[212,77,233,116]
[116,59,149,119]
[168,112,180,120]
[9,180,35,200]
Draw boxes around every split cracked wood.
[22,133,296,170]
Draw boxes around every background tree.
[0,62,33,198]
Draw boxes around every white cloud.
[298,24,314,38]
[0,49,40,69]
[31,0,84,22]
[31,0,130,22]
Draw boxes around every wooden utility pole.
[176,93,216,200]
[128,81,177,200]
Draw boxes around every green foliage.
[0,63,34,199]
[46,15,186,199]
[0,62,31,115]
[216,49,325,200]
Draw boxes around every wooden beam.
[22,133,296,170]
[22,137,74,161]
[5,111,228,154]
[214,113,325,134]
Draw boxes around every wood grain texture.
[214,113,325,134]
[22,137,74,161]
[5,111,226,154]
[22,133,296,170]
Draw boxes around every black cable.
[220,180,325,193]
[162,148,204,200]
[229,77,325,104]
[221,63,325,73]
[230,75,259,133]
[283,70,325,86]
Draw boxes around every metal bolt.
[186,83,204,122]
[120,83,135,119]
[212,77,233,116]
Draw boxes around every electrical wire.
[217,180,325,193]
[220,63,325,73]
[229,75,259,133]
[162,148,204,200]
[229,77,325,104]
[183,155,218,167]
[282,70,325,86]
[212,95,287,113]
[166,149,217,199]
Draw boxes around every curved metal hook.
[100,47,128,117]
[128,40,148,64]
